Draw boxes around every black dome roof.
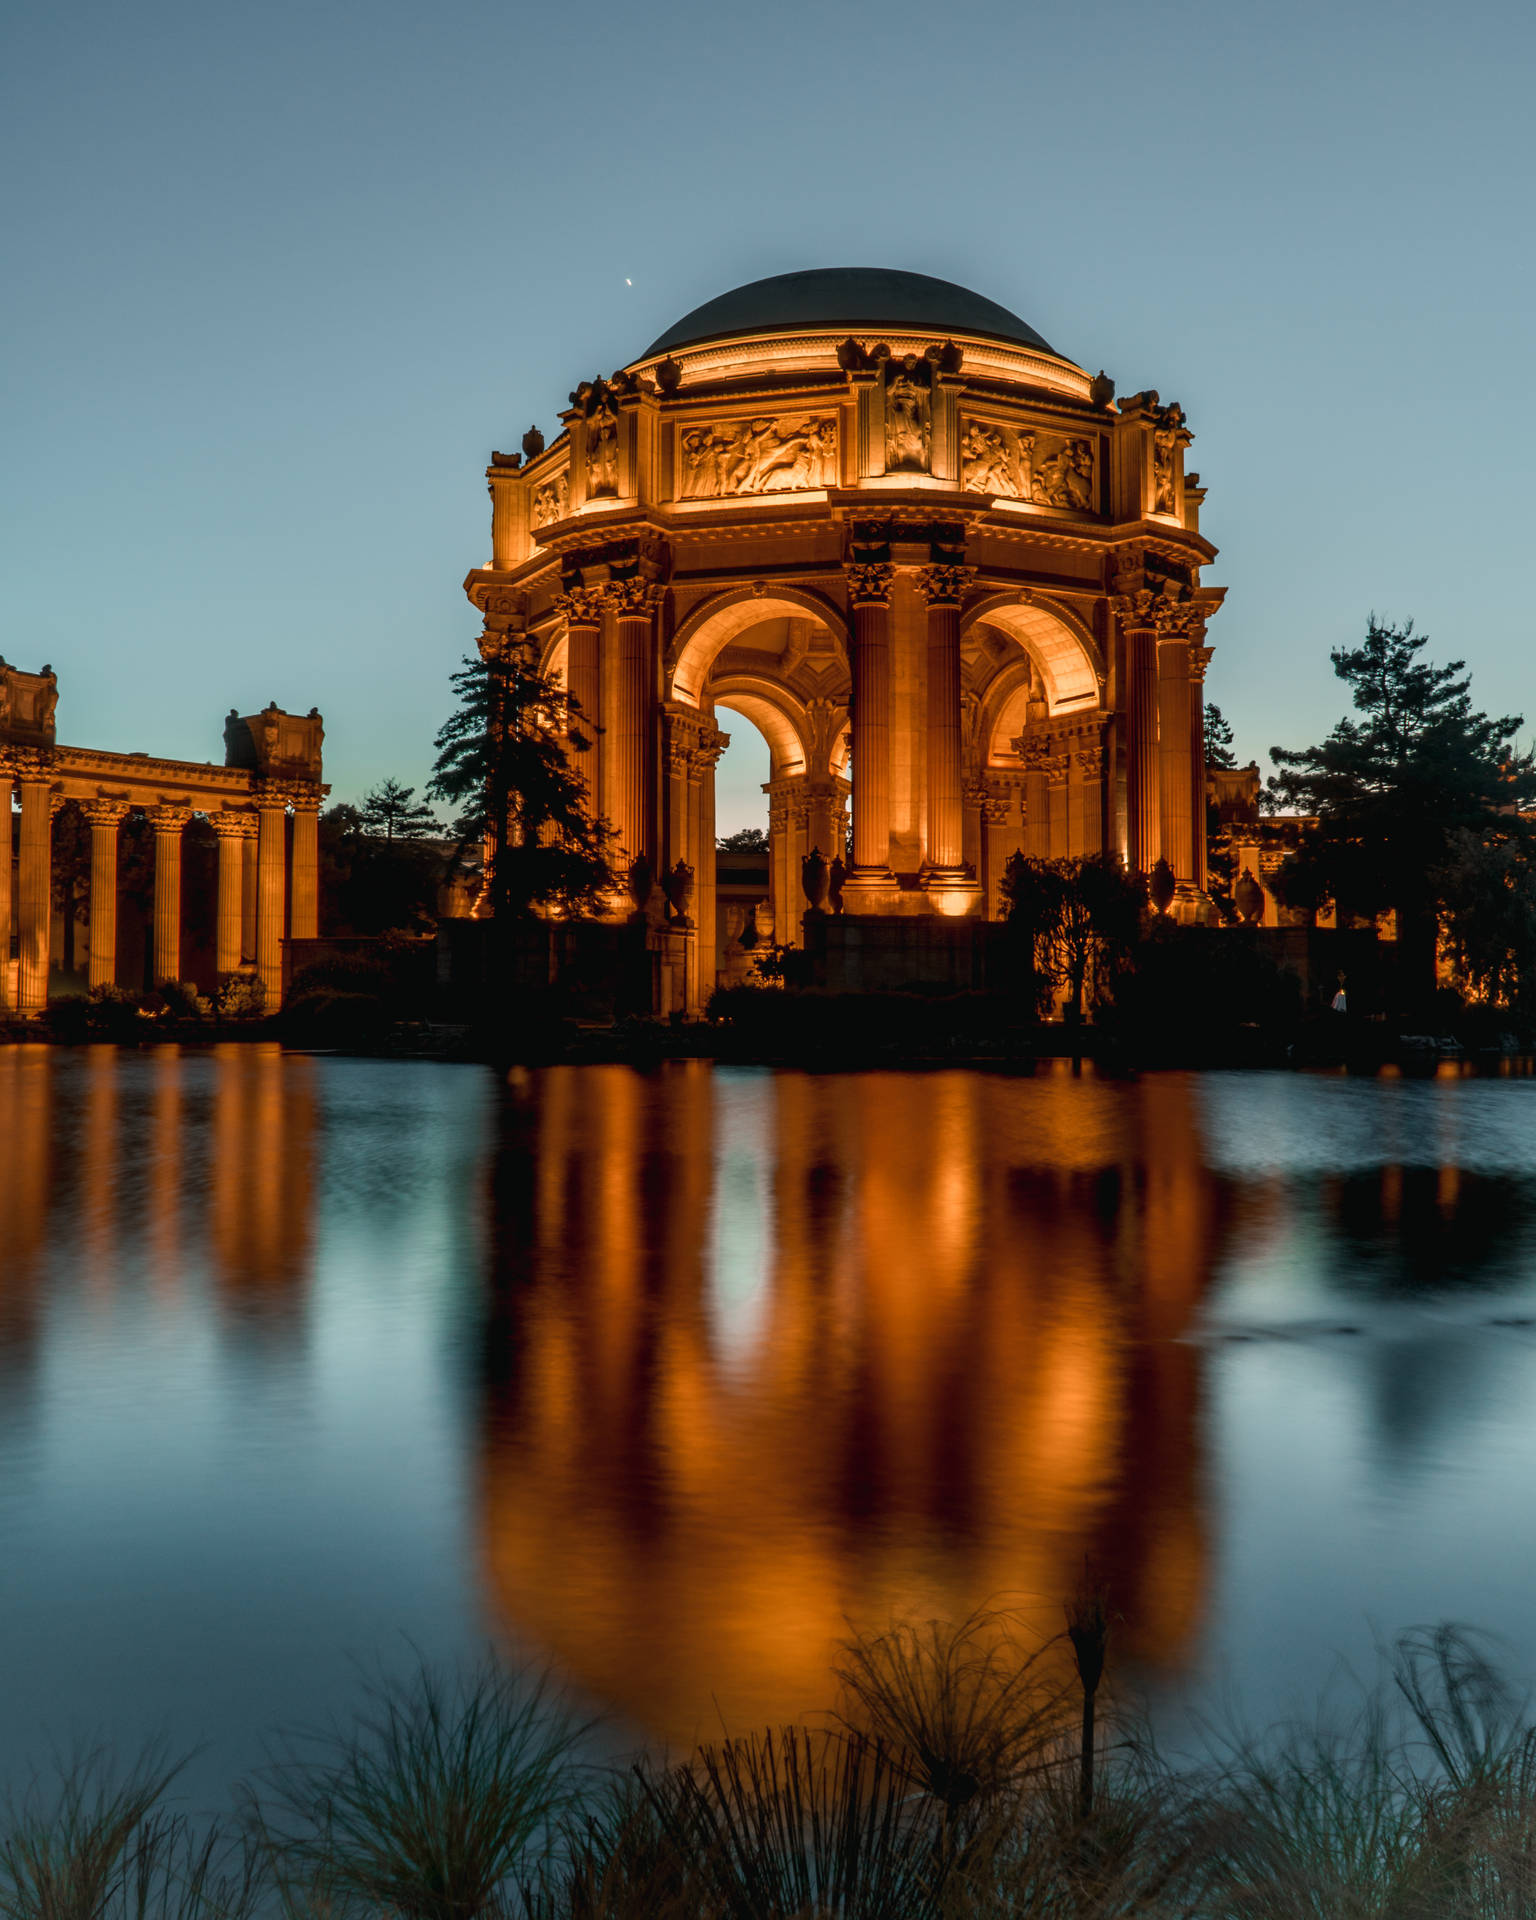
[643,267,1055,359]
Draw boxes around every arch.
[537,630,568,687]
[710,682,810,776]
[669,586,848,706]
[961,592,1104,713]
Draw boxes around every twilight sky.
[5,0,1533,835]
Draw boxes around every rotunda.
[465,267,1224,1012]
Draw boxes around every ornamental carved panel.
[531,472,569,528]
[678,415,838,499]
[960,418,1095,512]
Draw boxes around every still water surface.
[4,1045,1536,1801]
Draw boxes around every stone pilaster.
[145,805,194,986]
[79,799,131,991]
[843,563,895,891]
[211,810,257,975]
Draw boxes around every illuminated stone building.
[466,268,1225,1010]
[0,659,324,1011]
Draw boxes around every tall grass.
[18,1622,1536,1920]
[249,1660,587,1920]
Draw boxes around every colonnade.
[0,773,319,1013]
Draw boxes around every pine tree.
[1268,616,1536,1001]
[1204,703,1237,769]
[359,778,440,842]
[428,646,615,922]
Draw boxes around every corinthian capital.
[78,798,132,830]
[556,586,608,626]
[1189,644,1216,684]
[144,804,195,835]
[915,564,976,607]
[606,579,663,618]
[844,563,895,607]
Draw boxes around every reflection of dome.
[643,267,1056,359]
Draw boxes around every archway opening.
[711,705,772,989]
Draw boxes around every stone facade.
[0,659,325,1012]
[466,272,1225,1012]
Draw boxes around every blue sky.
[5,0,1533,834]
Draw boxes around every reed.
[249,1659,587,1920]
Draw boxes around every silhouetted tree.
[717,826,768,853]
[428,646,614,921]
[1437,829,1536,1013]
[360,778,441,842]
[1268,616,1536,1001]
[1001,854,1145,1029]
[1204,702,1237,769]
[319,803,440,936]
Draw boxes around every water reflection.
[479,1066,1225,1747]
[9,1052,1536,1789]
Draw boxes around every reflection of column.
[255,792,288,1009]
[917,565,972,871]
[1118,602,1161,873]
[845,564,894,885]
[79,799,130,991]
[608,582,658,870]
[146,805,193,986]
[1157,636,1194,884]
[211,811,255,975]
[558,587,606,817]
[289,797,319,941]
[0,758,13,1011]
[16,760,56,1013]
[1189,644,1214,890]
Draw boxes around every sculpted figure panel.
[679,416,837,499]
[884,354,932,473]
[960,418,1095,511]
[532,472,569,528]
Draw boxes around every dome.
[642,267,1056,360]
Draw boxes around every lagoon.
[4,1046,1536,1801]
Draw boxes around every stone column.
[255,791,289,1009]
[607,582,658,871]
[240,826,258,962]
[79,800,130,991]
[558,587,606,816]
[1075,741,1106,856]
[1116,598,1161,873]
[917,564,973,873]
[1189,643,1214,890]
[1047,754,1070,856]
[145,805,193,986]
[1157,632,1195,883]
[290,795,320,940]
[805,779,839,862]
[211,811,255,975]
[0,758,12,1011]
[844,563,895,888]
[1021,738,1051,858]
[16,760,56,1013]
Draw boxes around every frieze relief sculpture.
[679,415,837,499]
[532,472,569,528]
[960,419,1094,510]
